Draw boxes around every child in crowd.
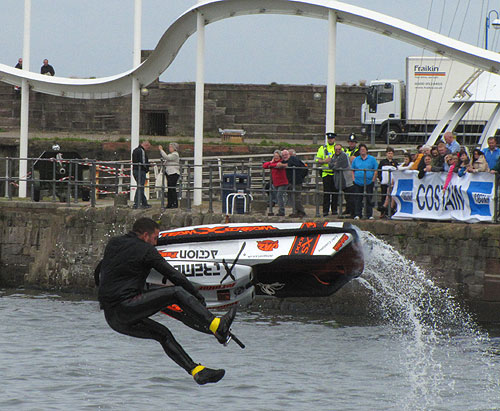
[457,150,470,177]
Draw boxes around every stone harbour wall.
[1,202,499,322]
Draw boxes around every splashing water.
[357,231,500,410]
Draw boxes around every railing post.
[66,161,71,206]
[90,161,96,207]
[186,164,192,212]
[315,165,321,218]
[208,164,213,213]
[6,158,12,199]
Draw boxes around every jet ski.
[147,221,364,310]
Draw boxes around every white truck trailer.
[360,56,496,143]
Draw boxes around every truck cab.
[361,80,403,142]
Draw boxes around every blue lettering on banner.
[417,184,442,211]
[467,182,493,217]
[395,179,413,214]
[443,185,465,211]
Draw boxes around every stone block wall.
[1,202,499,321]
[0,80,366,140]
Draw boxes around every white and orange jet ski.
[147,221,364,310]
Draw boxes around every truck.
[360,56,497,143]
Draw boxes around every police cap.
[326,132,337,139]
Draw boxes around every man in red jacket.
[263,150,288,216]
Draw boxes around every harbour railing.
[1,155,498,223]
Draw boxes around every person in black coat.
[132,141,151,209]
[282,149,308,217]
[40,59,55,76]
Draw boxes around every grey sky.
[0,0,496,85]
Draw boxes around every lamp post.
[485,9,500,50]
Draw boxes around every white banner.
[391,170,496,222]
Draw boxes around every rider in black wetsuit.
[94,217,237,385]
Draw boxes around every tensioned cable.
[419,0,447,124]
[408,0,436,125]
[467,0,490,127]
[434,0,474,125]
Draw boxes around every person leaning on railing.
[468,149,490,173]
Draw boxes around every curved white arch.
[1,0,500,99]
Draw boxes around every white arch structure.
[2,0,500,197]
[3,0,500,97]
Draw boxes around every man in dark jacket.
[95,217,237,385]
[282,149,307,218]
[40,59,55,76]
[132,141,151,209]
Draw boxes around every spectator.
[14,58,22,92]
[467,149,490,173]
[418,154,433,179]
[443,154,459,192]
[132,140,152,209]
[433,142,448,171]
[377,147,399,217]
[315,132,338,216]
[482,137,500,170]
[282,148,308,218]
[430,145,439,161]
[457,150,470,177]
[410,144,428,170]
[158,142,180,209]
[443,131,460,153]
[398,152,414,170]
[329,143,355,218]
[263,150,288,216]
[490,156,500,174]
[343,133,360,162]
[351,144,378,220]
[41,59,55,76]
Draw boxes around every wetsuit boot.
[191,365,225,385]
[209,306,237,345]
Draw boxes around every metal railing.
[1,155,498,222]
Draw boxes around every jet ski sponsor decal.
[288,222,326,255]
[160,249,219,259]
[173,263,221,277]
[160,225,278,238]
[199,282,236,290]
[333,234,350,251]
[257,240,279,251]
[159,250,179,258]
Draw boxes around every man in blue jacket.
[351,144,378,219]
[482,137,500,170]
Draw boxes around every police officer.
[315,132,338,216]
[344,133,360,161]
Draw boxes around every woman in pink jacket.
[263,150,288,216]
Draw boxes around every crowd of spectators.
[260,132,500,220]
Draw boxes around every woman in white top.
[158,142,180,208]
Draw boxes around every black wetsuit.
[95,231,215,373]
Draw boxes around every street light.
[485,9,500,50]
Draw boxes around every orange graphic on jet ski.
[257,240,279,251]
